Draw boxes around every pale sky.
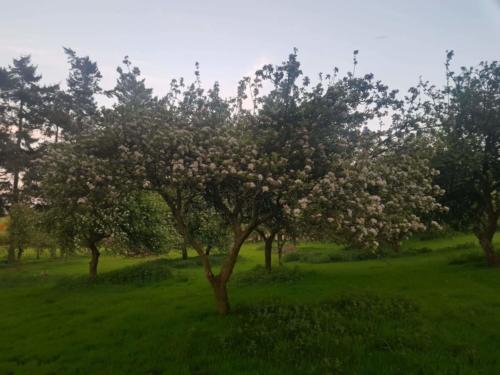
[1,0,499,102]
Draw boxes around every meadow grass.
[0,233,499,374]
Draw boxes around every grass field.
[1,233,499,374]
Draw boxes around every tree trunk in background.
[478,234,498,267]
[264,236,273,272]
[390,241,402,253]
[181,241,188,260]
[89,243,100,279]
[7,242,16,263]
[36,247,41,260]
[277,236,286,266]
[475,210,499,267]
[210,276,230,315]
[16,247,23,261]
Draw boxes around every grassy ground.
[0,233,499,374]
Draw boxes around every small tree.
[38,138,144,278]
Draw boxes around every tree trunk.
[475,208,499,267]
[181,241,188,260]
[89,243,100,279]
[36,247,41,260]
[205,246,212,256]
[7,242,16,263]
[277,237,286,266]
[264,236,273,272]
[12,171,20,203]
[391,241,402,253]
[478,235,498,267]
[210,276,230,315]
[16,247,23,261]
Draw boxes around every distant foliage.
[6,204,35,250]
[6,204,55,256]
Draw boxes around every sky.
[1,0,499,103]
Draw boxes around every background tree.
[435,57,500,266]
[59,47,102,140]
[7,203,36,261]
[0,56,59,262]
[38,137,142,278]
[396,53,500,266]
[106,56,155,115]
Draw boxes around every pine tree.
[109,56,155,110]
[62,47,102,138]
[0,56,59,262]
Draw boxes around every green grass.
[0,233,499,374]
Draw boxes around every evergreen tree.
[0,56,59,262]
[108,56,155,111]
[62,47,102,138]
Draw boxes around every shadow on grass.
[54,254,234,289]
[284,242,480,265]
[232,265,308,286]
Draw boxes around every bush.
[232,265,305,285]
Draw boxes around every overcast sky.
[1,0,499,102]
